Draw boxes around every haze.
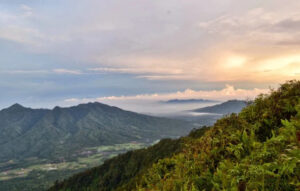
[1,0,299,112]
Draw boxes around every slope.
[193,100,247,114]
[49,127,209,191]
[51,80,300,191]
[0,102,193,162]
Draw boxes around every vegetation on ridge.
[136,80,300,191]
[50,80,300,191]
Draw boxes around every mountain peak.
[9,103,25,109]
[2,103,28,112]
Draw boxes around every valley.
[0,142,148,191]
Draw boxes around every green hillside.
[0,102,194,190]
[49,127,209,191]
[0,102,192,163]
[193,100,247,114]
[51,80,300,191]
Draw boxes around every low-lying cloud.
[64,85,268,114]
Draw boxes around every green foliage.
[48,128,209,191]
[49,138,183,191]
[136,80,300,191]
[49,80,300,191]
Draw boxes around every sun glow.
[257,55,300,77]
[224,56,247,68]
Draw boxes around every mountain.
[193,100,247,114]
[163,99,216,104]
[50,80,300,191]
[0,104,49,146]
[0,102,193,163]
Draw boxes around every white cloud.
[0,26,43,46]
[20,4,33,17]
[20,5,32,11]
[53,69,82,75]
[89,67,183,75]
[1,70,48,74]
[94,85,268,101]
[1,69,82,75]
[136,75,193,81]
[64,85,269,113]
[1,1,300,83]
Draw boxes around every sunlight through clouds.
[0,0,300,108]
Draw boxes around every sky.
[1,0,300,112]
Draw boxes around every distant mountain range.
[163,99,216,104]
[193,100,247,114]
[0,102,193,163]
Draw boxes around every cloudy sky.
[1,0,299,112]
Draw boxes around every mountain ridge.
[0,102,193,162]
[193,99,247,114]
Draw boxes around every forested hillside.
[50,80,300,191]
[0,102,194,190]
[0,102,192,162]
[49,127,209,191]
